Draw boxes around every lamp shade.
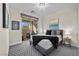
[65,31,70,35]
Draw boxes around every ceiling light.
[36,3,47,10]
[30,10,36,14]
[39,3,46,6]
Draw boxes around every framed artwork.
[12,21,20,30]
[49,18,59,30]
[2,3,9,28]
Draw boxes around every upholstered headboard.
[46,30,63,44]
[51,30,63,35]
[46,30,63,35]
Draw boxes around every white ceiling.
[9,3,79,17]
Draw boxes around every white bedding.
[57,35,62,43]
[38,39,53,49]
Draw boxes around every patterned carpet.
[9,40,79,56]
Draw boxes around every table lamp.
[65,31,71,38]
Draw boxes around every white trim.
[9,41,22,46]
[70,43,79,48]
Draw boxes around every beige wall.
[43,6,79,47]
[0,3,9,56]
[8,4,79,48]
[76,6,79,47]
[9,6,22,46]
[9,4,40,46]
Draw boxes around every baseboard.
[9,41,22,46]
[62,43,79,48]
[71,44,79,48]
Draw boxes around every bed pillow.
[56,30,60,35]
[46,30,51,35]
[51,31,55,35]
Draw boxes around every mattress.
[38,35,62,50]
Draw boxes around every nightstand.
[63,37,71,47]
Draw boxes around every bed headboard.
[46,30,63,44]
[46,30,63,35]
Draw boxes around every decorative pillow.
[56,30,60,35]
[46,30,51,35]
[51,31,55,35]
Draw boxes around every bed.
[30,30,63,55]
